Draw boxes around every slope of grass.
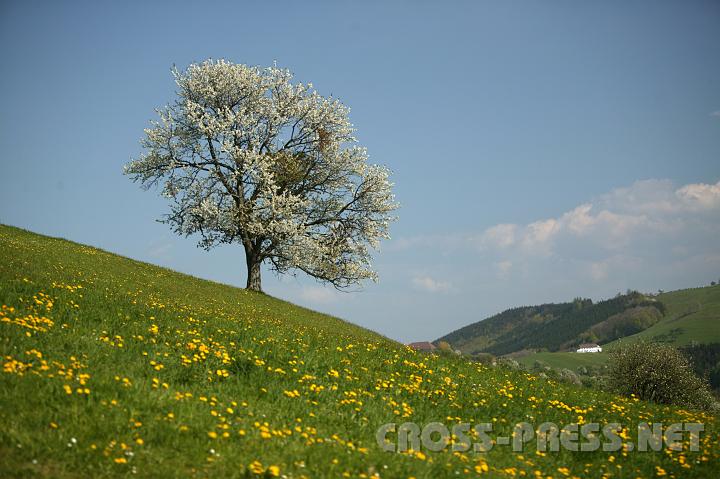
[1,224,719,478]
[515,352,610,371]
[606,285,720,348]
[504,287,720,374]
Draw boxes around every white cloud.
[521,218,560,252]
[676,182,720,210]
[479,223,517,248]
[563,204,595,234]
[477,179,720,257]
[389,179,718,303]
[475,179,720,282]
[412,275,451,293]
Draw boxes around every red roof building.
[408,341,437,351]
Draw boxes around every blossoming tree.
[125,60,398,292]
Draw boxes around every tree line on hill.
[680,342,720,393]
[438,291,663,357]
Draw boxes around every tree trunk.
[245,248,262,292]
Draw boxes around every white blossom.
[125,60,398,291]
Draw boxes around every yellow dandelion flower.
[249,460,264,474]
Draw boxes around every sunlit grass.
[1,224,718,478]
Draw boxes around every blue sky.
[1,1,719,343]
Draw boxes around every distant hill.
[605,285,720,347]
[512,285,720,391]
[438,291,666,356]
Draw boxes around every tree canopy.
[125,60,397,291]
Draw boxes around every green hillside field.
[607,285,720,347]
[438,293,668,358]
[516,286,720,372]
[515,352,610,371]
[1,224,718,478]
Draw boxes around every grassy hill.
[438,293,666,356]
[606,286,720,347]
[1,224,718,478]
[515,286,720,372]
[515,351,611,371]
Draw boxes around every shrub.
[608,341,716,410]
[496,357,521,370]
[471,352,495,365]
[581,375,606,389]
[557,368,582,385]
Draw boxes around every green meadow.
[515,352,610,371]
[607,286,720,347]
[1,224,718,478]
[516,285,720,372]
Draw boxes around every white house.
[576,343,602,353]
